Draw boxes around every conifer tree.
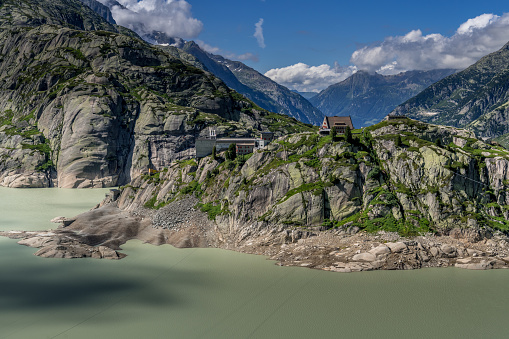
[212,146,217,160]
[395,135,402,147]
[344,126,352,143]
[226,143,236,160]
[331,126,337,141]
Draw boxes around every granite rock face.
[0,0,312,188]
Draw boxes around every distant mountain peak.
[310,69,457,128]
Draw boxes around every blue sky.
[190,0,506,70]
[110,0,509,92]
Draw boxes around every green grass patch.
[180,180,202,196]
[196,202,222,220]
[279,181,325,203]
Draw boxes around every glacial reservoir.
[1,187,509,338]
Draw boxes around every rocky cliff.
[12,117,509,271]
[0,0,313,188]
[309,69,456,128]
[392,41,509,140]
[114,118,509,235]
[77,0,117,25]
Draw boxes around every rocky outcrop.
[5,118,509,271]
[5,198,509,271]
[83,118,509,270]
[113,118,509,236]
[77,0,117,25]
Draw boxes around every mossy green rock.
[114,119,509,236]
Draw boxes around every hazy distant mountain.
[209,53,324,125]
[392,42,509,140]
[292,90,317,100]
[309,69,456,128]
[164,42,323,125]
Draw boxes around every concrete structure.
[319,116,354,135]
[195,131,274,158]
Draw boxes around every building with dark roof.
[319,116,354,134]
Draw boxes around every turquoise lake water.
[1,187,509,339]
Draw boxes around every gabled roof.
[324,116,354,129]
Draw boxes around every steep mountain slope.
[0,0,313,188]
[78,1,324,126]
[392,42,509,139]
[310,69,456,128]
[164,42,325,125]
[208,53,325,125]
[0,0,117,31]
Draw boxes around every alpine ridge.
[78,0,326,126]
[392,41,509,141]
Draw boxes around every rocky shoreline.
[2,197,509,272]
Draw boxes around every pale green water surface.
[1,187,509,338]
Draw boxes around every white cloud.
[264,63,357,93]
[254,18,266,48]
[110,0,203,39]
[267,12,509,92]
[196,40,259,62]
[457,13,499,34]
[351,13,509,74]
[195,40,221,54]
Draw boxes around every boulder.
[441,244,457,257]
[369,245,391,257]
[455,260,494,270]
[386,242,407,253]
[352,252,376,262]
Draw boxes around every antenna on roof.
[209,127,216,139]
